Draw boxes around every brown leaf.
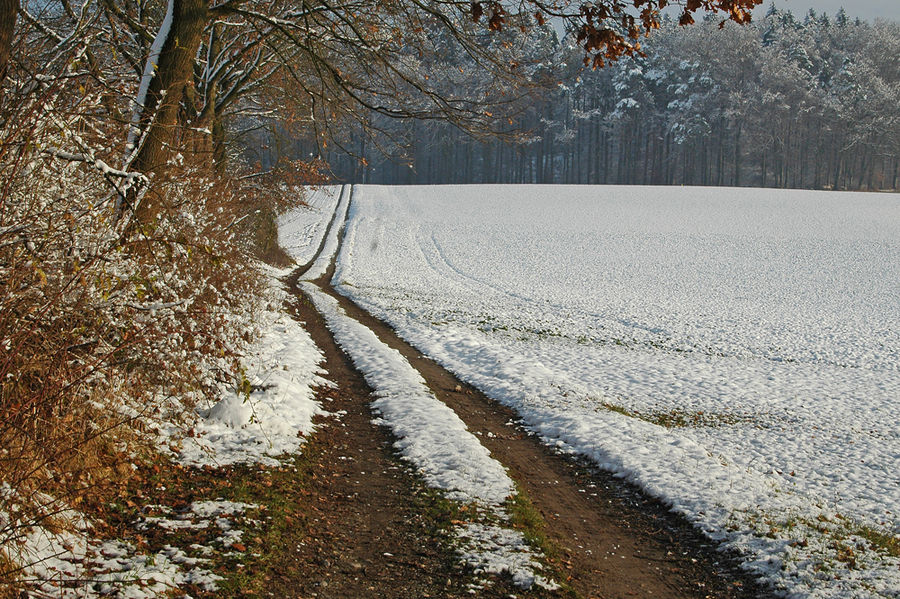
[471,2,483,22]
[488,10,504,31]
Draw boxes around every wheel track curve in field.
[294,185,564,592]
[301,184,353,281]
[417,227,678,347]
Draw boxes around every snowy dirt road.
[283,185,770,598]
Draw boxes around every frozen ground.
[332,184,900,598]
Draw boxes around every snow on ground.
[175,273,329,467]
[12,272,330,597]
[301,283,513,504]
[301,279,556,589]
[8,499,253,598]
[300,184,352,280]
[277,185,342,266]
[331,184,900,598]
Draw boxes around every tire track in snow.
[421,229,676,344]
[280,185,562,596]
[300,183,353,281]
[289,186,558,591]
[292,185,559,591]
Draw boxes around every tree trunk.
[129,0,208,222]
[0,0,17,96]
[892,156,898,191]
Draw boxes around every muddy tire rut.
[281,185,773,599]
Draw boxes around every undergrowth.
[0,30,318,594]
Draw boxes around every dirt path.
[272,283,484,598]
[284,185,773,599]
[272,201,533,598]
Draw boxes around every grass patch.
[811,514,900,560]
[854,525,900,558]
[83,440,322,599]
[506,485,577,597]
[601,401,637,419]
[737,509,900,575]
[600,402,754,429]
[508,487,550,552]
[416,486,473,533]
[206,454,320,597]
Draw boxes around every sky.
[752,0,898,22]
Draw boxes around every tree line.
[306,8,900,191]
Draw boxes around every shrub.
[0,55,307,586]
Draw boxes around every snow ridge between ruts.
[300,281,558,590]
[300,282,512,504]
[301,184,352,281]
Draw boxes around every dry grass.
[0,551,18,599]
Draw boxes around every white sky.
[752,0,898,22]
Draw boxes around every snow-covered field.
[332,184,900,598]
